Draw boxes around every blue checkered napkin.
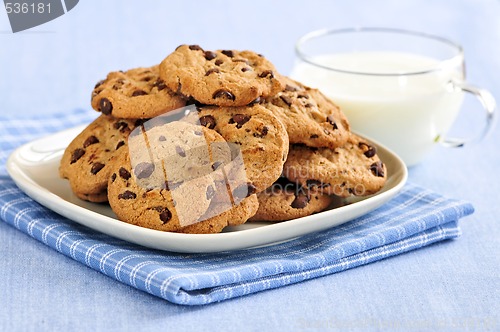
[0,110,475,305]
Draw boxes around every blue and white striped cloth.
[0,110,474,305]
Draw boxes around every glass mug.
[290,28,496,166]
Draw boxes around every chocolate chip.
[285,84,298,92]
[232,182,257,199]
[119,167,131,180]
[270,177,294,192]
[221,50,234,57]
[90,162,105,175]
[254,126,268,138]
[204,51,217,60]
[310,134,319,139]
[98,98,113,115]
[205,68,220,76]
[132,90,148,97]
[116,141,125,150]
[324,129,330,135]
[150,206,172,223]
[112,79,125,90]
[114,121,129,133]
[211,161,223,170]
[215,59,223,66]
[199,115,216,129]
[83,135,99,148]
[359,142,377,158]
[159,135,166,141]
[212,89,235,101]
[118,190,136,200]
[206,185,215,200]
[189,45,203,51]
[111,173,117,182]
[134,162,155,179]
[175,146,186,157]
[326,115,338,129]
[279,95,293,107]
[291,193,310,209]
[248,97,261,105]
[229,114,251,128]
[159,208,172,224]
[70,148,85,164]
[258,70,274,78]
[370,162,385,177]
[153,79,167,91]
[94,80,105,89]
[241,67,251,72]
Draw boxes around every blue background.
[1,1,499,331]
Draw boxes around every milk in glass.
[291,52,464,166]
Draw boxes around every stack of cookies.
[59,44,387,234]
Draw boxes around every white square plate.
[7,125,407,253]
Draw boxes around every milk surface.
[291,52,464,166]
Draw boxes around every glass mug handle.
[440,80,497,148]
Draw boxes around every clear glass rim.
[295,27,464,77]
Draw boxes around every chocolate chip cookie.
[91,65,186,119]
[282,134,387,197]
[263,77,350,149]
[249,178,333,222]
[59,115,137,202]
[128,118,229,188]
[185,104,289,193]
[108,151,215,232]
[159,45,285,106]
[132,115,255,206]
[108,149,257,234]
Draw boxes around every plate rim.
[6,125,408,253]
